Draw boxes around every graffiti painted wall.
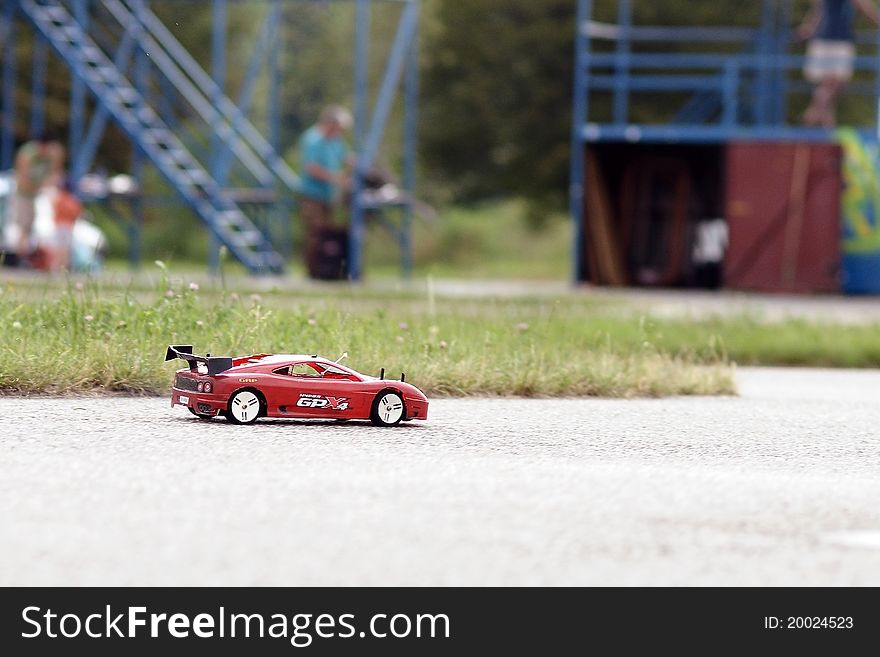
[837,129,880,293]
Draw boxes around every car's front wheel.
[227,389,262,425]
[370,390,405,426]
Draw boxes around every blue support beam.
[349,0,419,280]
[582,123,843,145]
[353,0,370,155]
[587,25,759,43]
[69,0,87,181]
[587,51,880,70]
[210,0,228,272]
[722,61,738,128]
[348,0,372,281]
[755,0,775,126]
[775,0,793,124]
[612,0,631,125]
[130,0,150,270]
[591,75,730,92]
[211,0,228,188]
[358,1,419,170]
[400,2,419,279]
[570,0,591,285]
[268,0,289,258]
[1,0,16,169]
[30,34,47,137]
[268,0,281,160]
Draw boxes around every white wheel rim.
[378,393,404,424]
[231,391,260,423]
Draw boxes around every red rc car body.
[166,345,428,426]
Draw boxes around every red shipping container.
[724,142,841,293]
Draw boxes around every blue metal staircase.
[19,0,286,274]
[99,0,300,192]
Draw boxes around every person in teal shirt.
[298,106,352,277]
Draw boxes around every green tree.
[420,0,577,216]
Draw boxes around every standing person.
[297,106,353,278]
[799,0,880,127]
[13,133,64,260]
[50,178,83,272]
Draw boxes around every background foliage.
[3,0,877,240]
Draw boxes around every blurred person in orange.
[50,178,82,272]
[14,133,64,260]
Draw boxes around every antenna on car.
[336,351,348,363]
[401,372,406,382]
[379,367,385,380]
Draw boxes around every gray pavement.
[2,367,880,586]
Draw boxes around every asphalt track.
[2,367,880,586]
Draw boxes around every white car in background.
[0,171,107,270]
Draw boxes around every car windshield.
[270,363,323,377]
[320,364,353,377]
[273,362,358,380]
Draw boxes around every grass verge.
[0,272,734,397]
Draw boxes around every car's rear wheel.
[228,389,262,425]
[370,390,405,426]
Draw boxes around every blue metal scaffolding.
[570,0,880,283]
[0,0,420,278]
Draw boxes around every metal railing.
[573,1,880,144]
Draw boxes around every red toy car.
[165,345,428,426]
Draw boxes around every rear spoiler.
[165,345,234,376]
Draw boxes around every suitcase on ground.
[310,227,349,280]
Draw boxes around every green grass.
[6,265,880,398]
[362,199,572,280]
[646,314,880,368]
[0,271,732,397]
